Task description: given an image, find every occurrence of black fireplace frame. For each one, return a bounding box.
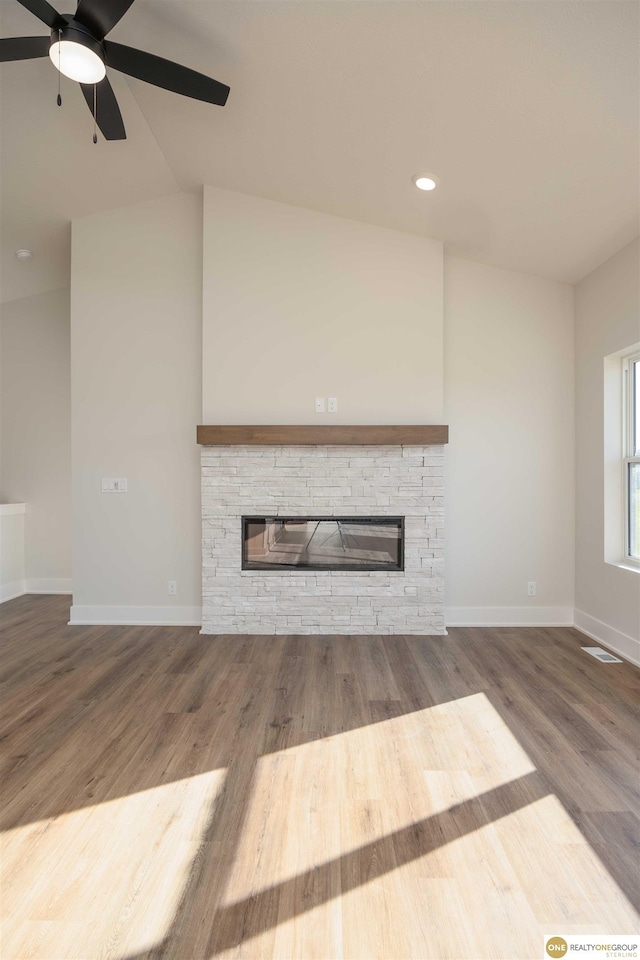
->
[241,516,405,572]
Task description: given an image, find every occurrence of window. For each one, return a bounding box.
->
[623,351,640,564]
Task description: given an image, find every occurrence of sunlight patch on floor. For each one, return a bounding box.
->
[0,769,227,960]
[219,693,535,906]
[212,792,639,960]
[480,794,640,928]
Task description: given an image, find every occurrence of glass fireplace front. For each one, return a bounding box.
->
[242,517,404,571]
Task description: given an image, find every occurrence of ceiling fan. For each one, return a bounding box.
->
[0,0,230,141]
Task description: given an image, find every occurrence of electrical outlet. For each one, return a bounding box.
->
[168,580,177,596]
[328,397,338,413]
[315,397,325,413]
[527,581,536,597]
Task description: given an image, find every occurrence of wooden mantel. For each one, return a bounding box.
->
[197,425,448,445]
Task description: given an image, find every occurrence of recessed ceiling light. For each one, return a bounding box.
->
[413,174,439,191]
[15,249,33,261]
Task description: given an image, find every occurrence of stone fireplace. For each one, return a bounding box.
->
[199,426,446,635]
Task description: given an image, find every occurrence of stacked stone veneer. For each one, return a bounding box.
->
[201,444,445,635]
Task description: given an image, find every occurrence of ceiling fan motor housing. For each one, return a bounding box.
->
[51,19,104,59]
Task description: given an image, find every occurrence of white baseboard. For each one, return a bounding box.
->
[26,578,72,594]
[445,606,574,627]
[68,605,202,626]
[573,609,640,667]
[1,579,73,603]
[0,580,26,603]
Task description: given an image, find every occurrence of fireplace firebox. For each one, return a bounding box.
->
[242,516,404,571]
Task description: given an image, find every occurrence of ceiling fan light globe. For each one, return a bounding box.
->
[49,39,106,84]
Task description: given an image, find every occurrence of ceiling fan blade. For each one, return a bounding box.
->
[0,35,50,61]
[80,77,126,140]
[16,0,62,29]
[104,41,229,106]
[74,0,136,40]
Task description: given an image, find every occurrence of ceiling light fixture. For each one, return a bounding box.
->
[15,249,33,261]
[49,28,106,84]
[413,174,439,191]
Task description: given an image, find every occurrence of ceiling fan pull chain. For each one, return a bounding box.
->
[56,29,61,106]
[93,84,97,144]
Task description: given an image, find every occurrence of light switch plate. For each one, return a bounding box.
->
[102,478,128,493]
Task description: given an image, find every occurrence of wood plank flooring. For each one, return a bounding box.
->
[1,595,638,959]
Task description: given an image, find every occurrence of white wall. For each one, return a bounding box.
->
[575,238,640,662]
[69,193,202,624]
[444,257,575,625]
[203,186,443,424]
[0,287,72,591]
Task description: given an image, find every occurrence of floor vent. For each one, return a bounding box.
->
[581,646,623,663]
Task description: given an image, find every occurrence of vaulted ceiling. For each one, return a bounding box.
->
[1,0,638,303]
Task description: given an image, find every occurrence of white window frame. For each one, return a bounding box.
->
[622,350,640,567]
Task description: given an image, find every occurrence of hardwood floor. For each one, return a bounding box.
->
[1,594,638,959]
